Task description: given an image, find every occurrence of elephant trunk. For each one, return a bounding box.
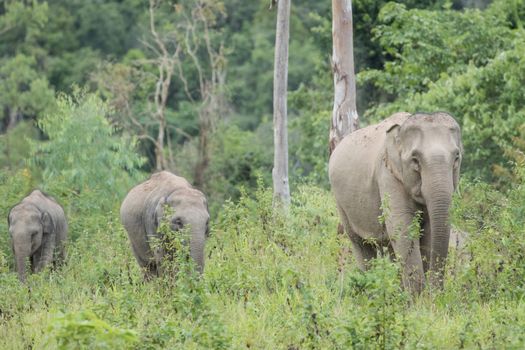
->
[422,160,454,288]
[190,225,206,274]
[13,237,31,282]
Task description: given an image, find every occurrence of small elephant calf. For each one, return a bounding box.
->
[120,171,210,279]
[8,190,68,282]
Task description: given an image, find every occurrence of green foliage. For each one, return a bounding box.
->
[226,1,330,127]
[1,177,525,348]
[337,258,410,349]
[408,210,423,240]
[289,98,331,186]
[0,121,39,170]
[361,2,512,96]
[448,174,525,302]
[360,0,525,181]
[0,168,34,270]
[46,310,138,349]
[176,123,273,210]
[30,90,145,208]
[0,54,55,130]
[0,0,49,54]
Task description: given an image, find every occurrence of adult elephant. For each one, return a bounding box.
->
[120,171,210,278]
[329,112,462,294]
[8,190,68,282]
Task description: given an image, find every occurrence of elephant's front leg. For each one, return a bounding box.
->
[386,209,425,294]
[34,233,56,273]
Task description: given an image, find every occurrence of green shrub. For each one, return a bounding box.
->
[45,310,138,349]
[30,88,145,210]
[176,123,273,211]
[359,1,525,181]
[0,168,35,268]
[0,121,40,170]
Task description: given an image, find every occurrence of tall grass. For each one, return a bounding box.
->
[1,173,525,349]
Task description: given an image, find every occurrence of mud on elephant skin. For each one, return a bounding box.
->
[8,190,68,282]
[120,171,210,279]
[329,112,462,294]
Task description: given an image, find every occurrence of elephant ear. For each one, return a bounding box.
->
[204,218,210,237]
[453,138,463,191]
[146,193,174,238]
[385,124,403,181]
[7,209,12,227]
[204,199,210,238]
[41,211,54,234]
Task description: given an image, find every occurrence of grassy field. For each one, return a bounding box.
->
[1,176,525,349]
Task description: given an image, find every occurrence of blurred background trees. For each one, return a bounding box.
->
[0,0,523,206]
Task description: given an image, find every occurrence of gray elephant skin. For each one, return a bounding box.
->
[120,171,210,278]
[8,190,68,282]
[329,112,462,293]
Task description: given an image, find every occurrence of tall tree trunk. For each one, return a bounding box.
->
[148,0,176,172]
[329,0,358,154]
[272,0,291,208]
[7,107,19,131]
[194,98,212,189]
[155,120,166,171]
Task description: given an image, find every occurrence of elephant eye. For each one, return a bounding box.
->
[171,218,184,230]
[454,154,461,168]
[411,157,420,172]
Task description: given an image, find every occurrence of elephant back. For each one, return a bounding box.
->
[329,112,411,177]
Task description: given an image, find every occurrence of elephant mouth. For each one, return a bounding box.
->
[411,187,425,204]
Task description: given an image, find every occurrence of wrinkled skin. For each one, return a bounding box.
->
[8,190,68,282]
[120,171,210,278]
[329,112,462,294]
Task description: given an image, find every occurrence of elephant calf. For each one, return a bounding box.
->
[120,171,210,278]
[329,112,462,294]
[8,190,68,282]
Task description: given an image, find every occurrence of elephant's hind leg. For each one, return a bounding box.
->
[143,261,159,281]
[338,212,377,271]
[128,237,158,280]
[348,230,378,271]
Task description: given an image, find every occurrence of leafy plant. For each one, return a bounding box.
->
[30,89,145,208]
[46,310,138,349]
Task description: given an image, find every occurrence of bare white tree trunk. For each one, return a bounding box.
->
[174,3,227,189]
[329,0,358,154]
[272,0,291,208]
[148,0,178,171]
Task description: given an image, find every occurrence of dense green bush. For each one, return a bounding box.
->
[0,121,39,170]
[360,1,513,97]
[359,0,525,181]
[30,90,145,210]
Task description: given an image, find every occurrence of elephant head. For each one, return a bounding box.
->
[8,205,53,282]
[146,188,210,274]
[385,112,462,285]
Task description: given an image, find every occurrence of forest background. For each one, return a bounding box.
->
[1,0,525,348]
